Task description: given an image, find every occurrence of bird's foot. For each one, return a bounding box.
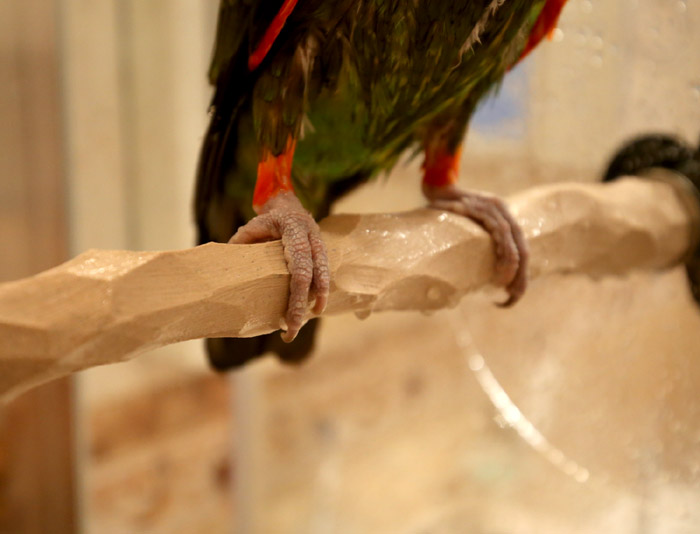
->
[424,184,528,305]
[228,191,330,342]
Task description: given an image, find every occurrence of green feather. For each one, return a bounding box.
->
[198,0,550,223]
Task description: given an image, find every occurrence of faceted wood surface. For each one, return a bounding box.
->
[0,177,697,401]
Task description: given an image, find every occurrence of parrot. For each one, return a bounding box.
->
[195,0,569,370]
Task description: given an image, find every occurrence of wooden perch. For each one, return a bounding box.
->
[1,175,698,400]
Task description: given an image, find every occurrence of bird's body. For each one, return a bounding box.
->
[196,0,568,369]
[298,1,541,188]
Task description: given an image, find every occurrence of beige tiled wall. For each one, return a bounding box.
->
[235,1,700,532]
[59,2,235,532]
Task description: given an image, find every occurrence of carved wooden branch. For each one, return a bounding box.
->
[1,176,698,400]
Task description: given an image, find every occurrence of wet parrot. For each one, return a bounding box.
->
[195,0,569,369]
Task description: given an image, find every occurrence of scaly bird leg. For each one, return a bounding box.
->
[228,138,330,341]
[421,145,528,305]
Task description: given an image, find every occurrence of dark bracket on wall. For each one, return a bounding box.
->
[602,133,700,304]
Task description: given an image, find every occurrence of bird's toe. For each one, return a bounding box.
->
[427,188,528,305]
[229,204,328,343]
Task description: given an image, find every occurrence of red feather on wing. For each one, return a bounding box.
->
[517,0,568,64]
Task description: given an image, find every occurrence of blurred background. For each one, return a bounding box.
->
[1,0,699,532]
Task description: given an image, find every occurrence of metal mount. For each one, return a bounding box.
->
[602,133,700,303]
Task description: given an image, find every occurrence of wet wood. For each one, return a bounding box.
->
[0,177,698,401]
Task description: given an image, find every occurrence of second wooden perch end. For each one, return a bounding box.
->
[0,176,698,400]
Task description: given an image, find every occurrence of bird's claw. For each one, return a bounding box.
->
[228,192,330,342]
[425,185,528,305]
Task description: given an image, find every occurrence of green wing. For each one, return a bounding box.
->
[195,0,289,244]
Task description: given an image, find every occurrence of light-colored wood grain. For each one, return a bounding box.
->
[0,177,697,401]
[0,1,76,532]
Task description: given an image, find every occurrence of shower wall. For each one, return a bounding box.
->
[234,1,700,532]
[58,1,236,532]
